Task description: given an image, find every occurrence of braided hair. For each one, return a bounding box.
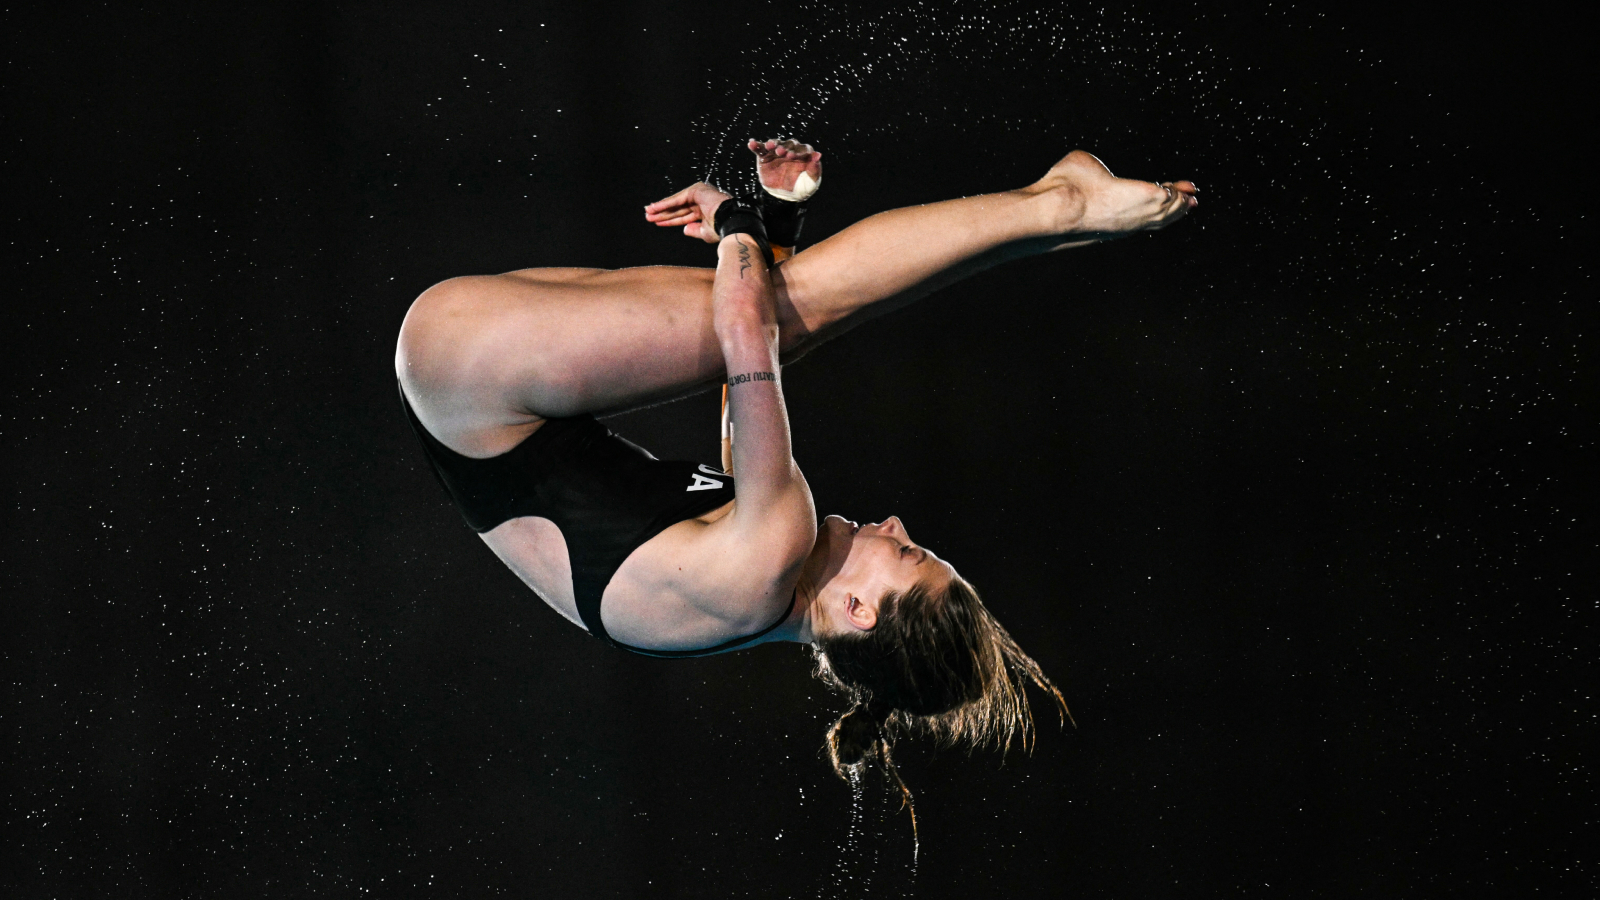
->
[812,576,1067,831]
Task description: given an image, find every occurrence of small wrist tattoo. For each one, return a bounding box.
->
[727,371,776,386]
[736,241,752,278]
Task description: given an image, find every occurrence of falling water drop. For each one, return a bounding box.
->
[820,766,866,900]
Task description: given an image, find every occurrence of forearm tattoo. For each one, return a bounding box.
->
[727,371,776,387]
[736,240,752,278]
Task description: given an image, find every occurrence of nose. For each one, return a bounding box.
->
[876,516,904,536]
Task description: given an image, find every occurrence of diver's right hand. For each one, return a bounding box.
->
[749,138,821,200]
[645,182,733,243]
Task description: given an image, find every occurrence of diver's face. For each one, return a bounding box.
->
[816,515,954,635]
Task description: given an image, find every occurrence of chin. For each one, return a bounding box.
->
[817,515,857,562]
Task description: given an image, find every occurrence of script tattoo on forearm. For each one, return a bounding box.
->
[736,240,752,279]
[726,371,776,387]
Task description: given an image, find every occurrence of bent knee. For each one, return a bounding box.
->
[395,274,588,424]
[395,276,492,394]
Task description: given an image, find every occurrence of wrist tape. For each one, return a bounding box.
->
[714,198,775,267]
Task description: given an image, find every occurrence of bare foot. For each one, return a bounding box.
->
[644,182,733,243]
[748,138,822,200]
[1030,150,1197,244]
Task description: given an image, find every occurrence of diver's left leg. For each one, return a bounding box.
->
[770,150,1195,357]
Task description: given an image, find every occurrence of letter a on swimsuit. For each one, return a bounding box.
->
[686,473,724,491]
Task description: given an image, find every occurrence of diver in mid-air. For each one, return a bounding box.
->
[396,138,1196,799]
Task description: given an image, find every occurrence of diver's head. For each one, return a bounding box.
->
[807,515,953,638]
[804,515,1065,797]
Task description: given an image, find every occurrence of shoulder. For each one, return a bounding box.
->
[628,499,814,623]
[603,509,813,649]
[687,494,815,612]
[713,486,818,578]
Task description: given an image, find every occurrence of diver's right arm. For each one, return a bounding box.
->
[710,234,817,574]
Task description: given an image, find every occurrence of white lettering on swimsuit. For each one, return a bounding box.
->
[686,465,727,492]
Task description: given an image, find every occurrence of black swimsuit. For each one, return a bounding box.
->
[400,385,794,657]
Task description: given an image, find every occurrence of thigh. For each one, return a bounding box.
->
[396,265,720,457]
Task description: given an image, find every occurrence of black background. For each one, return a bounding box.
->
[3,2,1591,897]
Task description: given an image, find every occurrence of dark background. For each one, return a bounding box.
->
[3,1,1591,897]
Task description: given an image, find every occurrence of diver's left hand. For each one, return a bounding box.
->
[749,138,822,199]
[645,182,734,243]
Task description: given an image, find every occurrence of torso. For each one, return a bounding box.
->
[398,300,805,655]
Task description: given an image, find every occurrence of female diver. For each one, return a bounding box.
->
[396,139,1197,793]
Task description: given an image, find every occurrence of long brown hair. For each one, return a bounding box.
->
[811,576,1068,833]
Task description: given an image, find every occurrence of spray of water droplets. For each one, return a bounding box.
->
[820,768,866,899]
[815,765,924,899]
[688,0,1198,194]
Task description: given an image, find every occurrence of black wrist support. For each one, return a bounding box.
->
[713,198,775,266]
[756,192,807,248]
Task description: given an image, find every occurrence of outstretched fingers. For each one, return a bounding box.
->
[644,186,696,223]
[645,182,734,245]
[651,210,703,228]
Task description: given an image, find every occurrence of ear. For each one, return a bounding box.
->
[846,595,878,631]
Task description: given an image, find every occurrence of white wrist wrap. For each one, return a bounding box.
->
[761,171,820,203]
